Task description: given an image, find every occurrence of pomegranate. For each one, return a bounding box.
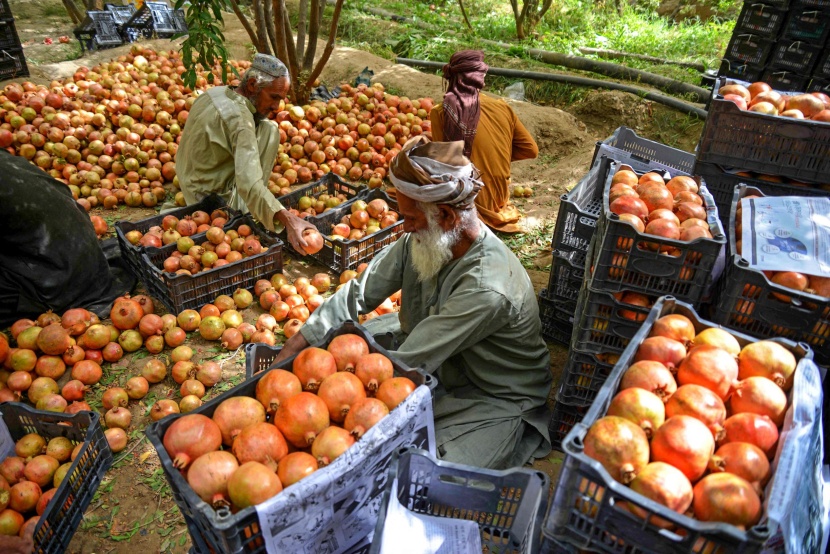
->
[46,437,73,462]
[355,353,394,392]
[24,455,59,488]
[317,371,367,422]
[212,396,266,445]
[721,413,779,458]
[138,314,164,337]
[327,334,370,372]
[37,488,56,516]
[172,361,197,384]
[150,399,180,421]
[274,392,330,448]
[583,416,650,484]
[676,345,738,400]
[110,298,144,330]
[180,396,203,413]
[228,461,283,509]
[163,414,223,470]
[27,377,59,405]
[62,345,85,366]
[633,336,686,370]
[35,355,66,380]
[0,509,24,536]
[61,308,93,336]
[37,394,68,413]
[70,360,102,385]
[232,422,289,465]
[196,361,222,388]
[693,328,741,357]
[610,196,648,220]
[665,384,727,440]
[0,457,25,485]
[36,324,71,355]
[619,361,677,402]
[650,314,695,346]
[102,342,123,363]
[102,387,128,410]
[181,379,205,399]
[639,184,674,213]
[118,329,143,352]
[709,442,770,492]
[65,401,93,415]
[221,328,243,350]
[606,388,665,438]
[105,428,128,452]
[376,377,416,410]
[651,415,715,482]
[105,407,132,429]
[292,347,337,391]
[277,451,318,487]
[187,450,239,507]
[199,316,226,341]
[693,473,761,528]
[737,341,796,391]
[142,359,168,383]
[312,426,356,466]
[730,376,788,427]
[165,327,187,348]
[627,462,693,527]
[255,369,302,413]
[177,310,201,331]
[9,481,41,513]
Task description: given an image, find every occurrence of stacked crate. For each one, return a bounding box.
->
[0,0,28,80]
[720,0,830,91]
[541,127,711,450]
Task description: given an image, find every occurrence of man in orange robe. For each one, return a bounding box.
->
[430,50,539,233]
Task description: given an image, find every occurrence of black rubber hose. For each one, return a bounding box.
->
[396,57,708,119]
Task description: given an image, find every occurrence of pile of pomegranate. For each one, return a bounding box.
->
[158,220,268,276]
[289,189,350,217]
[609,167,714,255]
[582,312,798,530]
[161,335,417,511]
[123,208,231,249]
[734,195,830,301]
[0,431,84,537]
[719,82,830,122]
[325,197,399,243]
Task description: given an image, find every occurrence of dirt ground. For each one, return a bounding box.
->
[2,2,706,551]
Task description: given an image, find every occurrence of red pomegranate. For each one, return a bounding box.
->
[651,415,715,482]
[110,298,144,330]
[274,392,330,448]
[627,462,693,528]
[676,345,738,400]
[186,451,239,508]
[708,442,770,492]
[276,452,318,487]
[326,334,370,372]
[649,314,695,346]
[665,384,727,440]
[721,413,779,458]
[311,426,355,466]
[163,414,223,470]
[232,422,289,465]
[633,336,686,370]
[61,308,93,336]
[693,328,741,357]
[737,340,797,391]
[693,473,761,528]
[730,376,788,427]
[354,353,394,392]
[228,461,283,509]
[36,324,71,355]
[583,416,650,484]
[376,377,416,410]
[606,388,665,439]
[344,398,389,439]
[316,371,367,422]
[212,396,266,446]
[292,347,337,391]
[255,369,302,413]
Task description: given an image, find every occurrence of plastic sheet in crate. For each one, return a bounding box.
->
[370,448,550,554]
[769,39,822,74]
[710,184,830,365]
[735,2,788,38]
[545,297,822,554]
[783,5,830,43]
[0,47,28,80]
[571,286,655,355]
[723,33,775,66]
[0,403,113,554]
[146,321,435,554]
[548,395,591,453]
[557,349,619,405]
[539,289,574,347]
[309,189,404,273]
[115,194,239,282]
[586,161,726,304]
[142,215,282,314]
[547,249,586,305]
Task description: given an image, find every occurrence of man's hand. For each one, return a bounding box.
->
[275,210,318,256]
[0,525,35,554]
[272,331,310,367]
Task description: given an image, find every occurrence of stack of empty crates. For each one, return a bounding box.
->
[721,0,830,91]
[0,0,28,80]
[541,127,730,450]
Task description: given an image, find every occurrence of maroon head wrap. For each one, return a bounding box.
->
[441,50,488,158]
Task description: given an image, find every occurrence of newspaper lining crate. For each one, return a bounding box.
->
[735,2,788,38]
[710,185,830,365]
[115,194,239,283]
[309,189,404,273]
[539,289,575,347]
[142,215,282,314]
[0,403,113,554]
[768,38,822,74]
[584,161,726,304]
[556,350,617,405]
[369,448,550,554]
[570,286,654,355]
[545,297,816,554]
[0,46,26,80]
[782,5,830,43]
[146,321,434,554]
[698,77,830,185]
[723,33,776,66]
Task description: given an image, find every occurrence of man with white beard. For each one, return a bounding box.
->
[274,136,552,469]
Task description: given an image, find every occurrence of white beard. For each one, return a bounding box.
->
[409,209,461,282]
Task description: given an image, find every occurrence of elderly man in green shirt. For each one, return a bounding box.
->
[275,136,552,469]
[175,54,316,253]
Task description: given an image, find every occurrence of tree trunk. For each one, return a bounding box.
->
[265,0,279,59]
[296,0,308,66]
[303,0,320,71]
[63,0,83,25]
[457,0,473,31]
[304,0,344,94]
[254,0,270,54]
[228,0,261,50]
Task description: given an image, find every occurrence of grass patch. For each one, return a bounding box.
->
[41,3,68,17]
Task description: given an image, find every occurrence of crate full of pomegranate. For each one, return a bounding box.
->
[145,321,435,554]
[545,296,825,553]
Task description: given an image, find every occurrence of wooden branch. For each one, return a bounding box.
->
[305,0,344,89]
[296,0,308,65]
[277,0,302,100]
[254,0,270,54]
[228,0,261,50]
[273,0,291,68]
[303,0,320,72]
[63,0,83,24]
[265,0,280,61]
[457,0,473,31]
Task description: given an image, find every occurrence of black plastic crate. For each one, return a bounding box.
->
[711,185,830,364]
[121,1,176,39]
[172,8,187,33]
[591,126,696,175]
[585,161,727,304]
[548,395,591,453]
[546,297,815,553]
[783,5,830,42]
[769,39,822,74]
[146,321,433,554]
[723,33,776,66]
[556,349,618,405]
[309,189,404,273]
[73,11,123,51]
[370,448,550,554]
[693,161,830,228]
[808,75,830,93]
[0,403,112,554]
[0,47,27,80]
[760,67,810,92]
[115,194,239,283]
[0,18,21,50]
[104,2,136,24]
[814,48,830,78]
[735,2,788,37]
[571,287,655,355]
[547,249,586,307]
[718,58,764,83]
[796,0,830,7]
[275,172,365,217]
[0,0,11,18]
[539,289,574,347]
[698,77,830,184]
[142,215,283,314]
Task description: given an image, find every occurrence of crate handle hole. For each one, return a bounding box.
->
[437,474,496,492]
